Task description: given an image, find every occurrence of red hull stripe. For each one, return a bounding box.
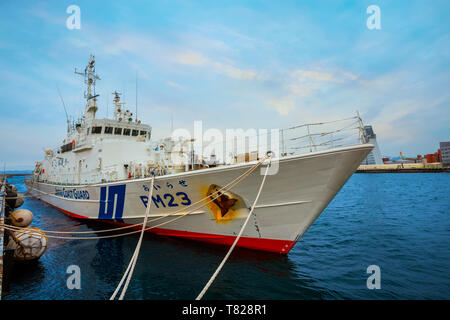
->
[35,196,296,254]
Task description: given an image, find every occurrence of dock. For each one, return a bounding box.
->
[1,173,33,298]
[356,168,450,173]
[356,163,450,173]
[0,182,5,298]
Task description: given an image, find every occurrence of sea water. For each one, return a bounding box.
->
[3,173,450,300]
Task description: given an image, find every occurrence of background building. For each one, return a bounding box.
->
[440,142,450,166]
[362,125,383,165]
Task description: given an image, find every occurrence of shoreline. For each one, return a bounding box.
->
[356,168,450,173]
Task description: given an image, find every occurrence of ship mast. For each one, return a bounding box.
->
[75,54,100,121]
[112,91,125,120]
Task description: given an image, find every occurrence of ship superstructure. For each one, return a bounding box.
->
[36,56,166,184]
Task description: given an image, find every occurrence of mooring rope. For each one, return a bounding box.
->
[1,158,264,236]
[110,176,155,300]
[195,157,271,300]
[0,157,267,240]
[2,157,271,300]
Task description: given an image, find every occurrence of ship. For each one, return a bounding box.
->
[27,55,373,254]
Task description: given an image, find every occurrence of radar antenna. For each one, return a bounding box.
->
[75,54,101,120]
[112,91,126,120]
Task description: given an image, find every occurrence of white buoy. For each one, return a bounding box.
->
[7,227,48,261]
[10,209,33,227]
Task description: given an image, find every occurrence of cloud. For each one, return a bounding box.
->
[290,69,360,85]
[268,97,295,115]
[76,28,259,82]
[172,51,209,66]
[291,70,346,83]
[27,2,65,26]
[212,61,256,80]
[171,49,257,80]
[262,68,361,115]
[370,94,450,145]
[166,81,184,89]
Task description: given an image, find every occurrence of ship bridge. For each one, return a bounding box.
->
[86,119,151,141]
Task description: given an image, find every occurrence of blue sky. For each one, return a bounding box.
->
[0,0,449,169]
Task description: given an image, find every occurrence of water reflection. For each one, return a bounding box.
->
[91,237,126,285]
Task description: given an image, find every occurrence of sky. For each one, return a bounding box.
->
[0,0,449,170]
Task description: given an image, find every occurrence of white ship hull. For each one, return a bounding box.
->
[29,144,373,254]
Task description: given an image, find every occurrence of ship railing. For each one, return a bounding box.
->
[281,113,366,157]
[34,114,367,185]
[186,113,366,164]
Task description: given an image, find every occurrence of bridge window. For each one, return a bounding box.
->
[114,127,122,135]
[132,129,139,136]
[92,126,102,134]
[140,131,147,136]
[61,142,73,153]
[123,128,131,136]
[105,126,113,134]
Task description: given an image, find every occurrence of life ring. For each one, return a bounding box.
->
[72,140,75,149]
